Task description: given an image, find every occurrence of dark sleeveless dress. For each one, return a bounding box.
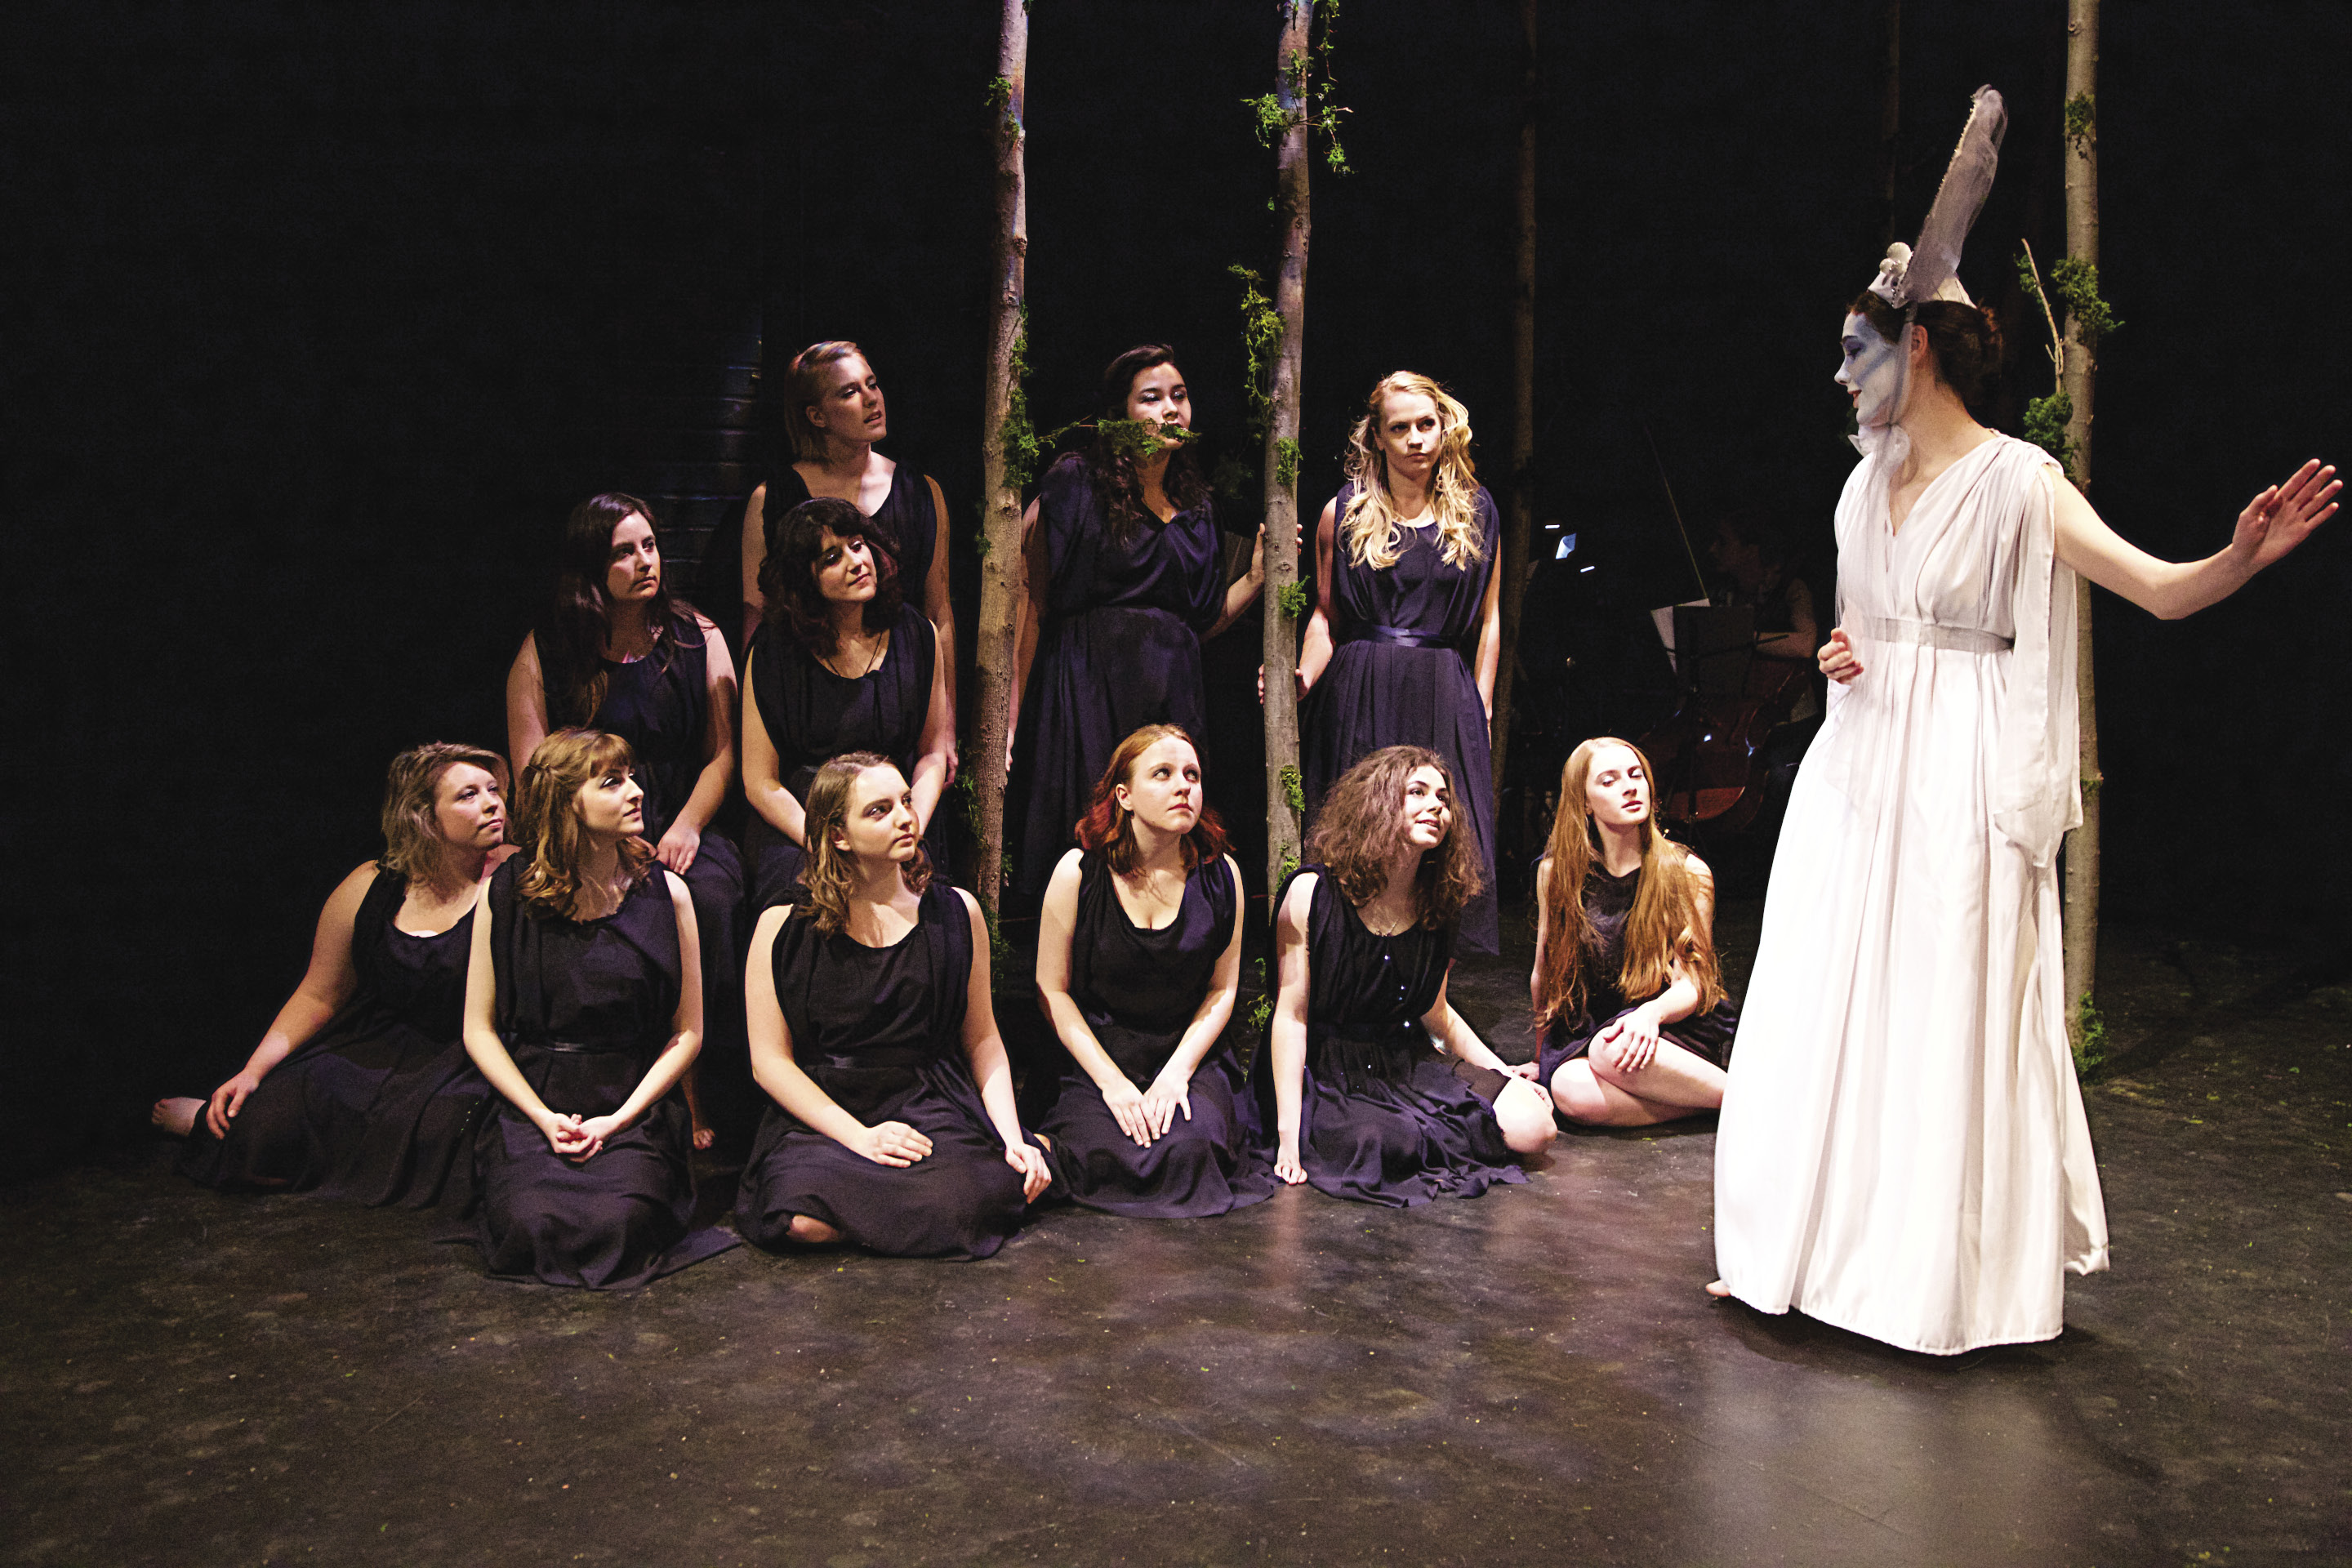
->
[1304,483,1502,954]
[742,600,940,911]
[735,884,1037,1258]
[1535,861,1739,1085]
[1038,852,1274,1218]
[695,461,940,666]
[473,860,735,1288]
[578,611,749,1134]
[177,868,485,1209]
[1246,867,1524,1207]
[1013,455,1226,909]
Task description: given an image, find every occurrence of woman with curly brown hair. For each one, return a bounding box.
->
[1531,738,1734,1127]
[1250,746,1553,1205]
[740,495,953,913]
[462,730,733,1288]
[1297,372,1503,953]
[157,743,510,1209]
[1034,725,1271,1217]
[1007,345,1263,910]
[734,755,1049,1258]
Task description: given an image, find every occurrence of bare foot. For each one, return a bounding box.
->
[151,1098,202,1138]
[1705,1279,1732,1298]
[784,1214,843,1245]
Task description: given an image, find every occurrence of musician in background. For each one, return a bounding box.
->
[1706,510,1820,724]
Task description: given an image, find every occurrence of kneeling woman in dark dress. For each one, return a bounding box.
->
[1035,725,1272,1218]
[1255,746,1556,1205]
[735,755,1051,1258]
[156,743,510,1209]
[741,496,952,913]
[463,729,733,1289]
[1532,738,1735,1126]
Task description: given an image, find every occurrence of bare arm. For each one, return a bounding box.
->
[1152,856,1247,1092]
[960,889,1051,1200]
[1033,851,1145,1133]
[922,475,959,759]
[505,632,550,774]
[1296,502,1339,693]
[739,650,809,848]
[574,872,705,1153]
[1528,856,1551,1015]
[2051,460,2337,621]
[654,614,738,872]
[204,863,375,1137]
[1422,967,1517,1076]
[1269,874,1316,1184]
[743,906,933,1165]
[1207,528,1267,640]
[1757,578,1820,661]
[1472,541,1504,717]
[910,620,954,835]
[738,483,768,649]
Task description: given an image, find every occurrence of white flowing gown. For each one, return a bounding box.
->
[1713,432,2110,1355]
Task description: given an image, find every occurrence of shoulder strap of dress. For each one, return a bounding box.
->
[921,882,973,1036]
[350,866,405,957]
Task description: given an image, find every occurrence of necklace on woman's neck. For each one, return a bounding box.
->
[822,623,884,679]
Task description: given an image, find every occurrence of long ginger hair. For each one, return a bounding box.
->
[1339,372,1486,573]
[1073,724,1228,875]
[1306,746,1481,933]
[1532,738,1722,1030]
[512,729,656,920]
[795,752,931,937]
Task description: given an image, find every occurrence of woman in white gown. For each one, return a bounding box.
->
[1712,89,2337,1355]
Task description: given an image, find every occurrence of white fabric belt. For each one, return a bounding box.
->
[1853,615,2011,654]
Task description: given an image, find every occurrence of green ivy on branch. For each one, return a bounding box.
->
[2063,92,2095,153]
[1276,581,1312,621]
[2013,242,2076,476]
[1278,764,1306,813]
[2050,257,2121,351]
[1243,2,1351,174]
[1230,265,1283,444]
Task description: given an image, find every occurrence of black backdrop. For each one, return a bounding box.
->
[9,1,2345,1182]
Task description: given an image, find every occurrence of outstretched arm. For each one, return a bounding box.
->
[2052,460,2337,621]
[203,863,375,1137]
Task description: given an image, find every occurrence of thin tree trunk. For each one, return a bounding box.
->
[1880,0,1902,244]
[1490,0,1537,804]
[1259,0,1312,893]
[2060,0,2103,1042]
[973,0,1028,924]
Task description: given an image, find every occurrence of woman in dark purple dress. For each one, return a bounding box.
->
[1009,345,1262,909]
[741,496,952,913]
[1035,725,1272,1218]
[154,743,509,1209]
[1254,746,1554,1206]
[506,492,744,1147]
[1298,372,1503,953]
[735,754,1050,1258]
[1532,738,1735,1127]
[462,729,733,1289]
[724,342,956,707]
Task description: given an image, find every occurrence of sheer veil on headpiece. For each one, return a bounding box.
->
[1855,86,2007,460]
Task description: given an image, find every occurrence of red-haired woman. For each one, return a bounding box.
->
[155,743,510,1209]
[1254,746,1555,1205]
[734,755,1049,1258]
[1034,725,1270,1217]
[462,730,733,1289]
[1531,738,1735,1126]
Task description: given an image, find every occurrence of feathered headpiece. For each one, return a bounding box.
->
[1866,85,2007,310]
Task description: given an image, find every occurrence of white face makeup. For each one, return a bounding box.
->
[1835,312,1906,430]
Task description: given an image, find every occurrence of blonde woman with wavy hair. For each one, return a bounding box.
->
[1531,739,1735,1128]
[1298,372,1505,954]
[158,742,510,1209]
[461,729,733,1288]
[734,754,1049,1258]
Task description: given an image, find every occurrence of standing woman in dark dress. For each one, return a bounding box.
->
[506,492,743,1147]
[735,755,1051,1258]
[154,743,510,1209]
[1254,746,1554,1205]
[463,729,733,1288]
[1298,372,1503,953]
[1008,345,1263,908]
[1532,737,1735,1127]
[730,342,955,732]
[741,496,952,912]
[1034,725,1271,1218]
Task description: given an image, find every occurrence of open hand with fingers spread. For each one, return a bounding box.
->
[2230,460,2339,574]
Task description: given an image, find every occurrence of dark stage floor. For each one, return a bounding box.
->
[7,904,2346,1566]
